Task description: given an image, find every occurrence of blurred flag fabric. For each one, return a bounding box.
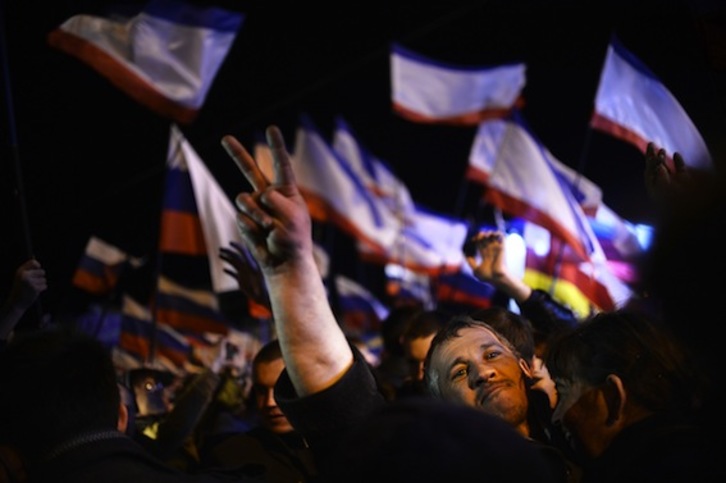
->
[72,235,144,296]
[332,116,416,223]
[467,115,596,262]
[161,124,243,294]
[48,0,245,124]
[390,42,526,125]
[331,116,467,275]
[591,35,712,170]
[291,114,400,255]
[334,274,390,341]
[433,269,496,312]
[521,221,633,318]
[154,123,250,350]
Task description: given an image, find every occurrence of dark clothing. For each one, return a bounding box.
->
[275,348,386,476]
[275,348,578,483]
[199,427,316,483]
[28,430,264,483]
[581,415,726,483]
[519,289,579,335]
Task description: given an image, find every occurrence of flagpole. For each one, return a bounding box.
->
[0,2,45,325]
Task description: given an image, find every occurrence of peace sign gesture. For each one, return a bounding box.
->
[222,125,313,275]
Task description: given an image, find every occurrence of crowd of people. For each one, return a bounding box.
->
[1,125,725,482]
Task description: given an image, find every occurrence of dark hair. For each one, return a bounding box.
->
[0,326,120,461]
[469,306,536,362]
[400,309,448,342]
[545,309,700,415]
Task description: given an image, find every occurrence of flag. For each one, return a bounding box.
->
[433,269,496,312]
[332,116,416,223]
[522,221,633,318]
[334,274,390,339]
[72,236,143,296]
[390,42,526,125]
[291,114,400,255]
[467,116,596,262]
[119,294,192,373]
[331,117,467,275]
[161,124,243,294]
[591,36,712,170]
[48,0,244,124]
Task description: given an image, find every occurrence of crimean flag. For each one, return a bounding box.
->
[48,0,244,124]
[291,114,400,255]
[591,35,712,170]
[391,42,525,126]
[467,116,596,263]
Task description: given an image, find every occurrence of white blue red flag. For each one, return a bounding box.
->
[591,36,712,170]
[48,0,244,124]
[391,43,526,125]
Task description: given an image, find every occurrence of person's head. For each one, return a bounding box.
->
[250,339,293,434]
[424,314,533,435]
[379,304,424,358]
[0,327,123,464]
[400,309,447,383]
[470,306,556,406]
[545,309,699,459]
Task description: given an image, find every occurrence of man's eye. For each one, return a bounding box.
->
[485,350,501,360]
[451,367,468,381]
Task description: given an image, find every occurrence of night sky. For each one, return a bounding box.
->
[2,0,725,323]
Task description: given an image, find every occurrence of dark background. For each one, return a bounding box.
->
[2,0,725,325]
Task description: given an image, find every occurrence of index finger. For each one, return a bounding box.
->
[266,125,297,188]
[222,135,268,191]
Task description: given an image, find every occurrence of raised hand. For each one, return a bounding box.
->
[221,126,313,275]
[645,142,691,204]
[465,230,508,284]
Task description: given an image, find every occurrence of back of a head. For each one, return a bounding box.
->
[545,309,699,416]
[0,327,120,461]
[322,397,556,483]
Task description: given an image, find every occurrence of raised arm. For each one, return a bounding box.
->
[221,126,352,397]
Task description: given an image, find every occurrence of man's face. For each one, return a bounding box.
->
[403,333,436,382]
[429,326,531,430]
[252,358,294,434]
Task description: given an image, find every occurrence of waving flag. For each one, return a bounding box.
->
[332,117,416,223]
[334,275,390,339]
[591,36,712,170]
[48,0,244,124]
[161,124,243,294]
[391,43,525,125]
[467,116,596,262]
[72,236,144,296]
[291,115,399,254]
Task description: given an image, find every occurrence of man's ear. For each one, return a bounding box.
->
[117,401,129,433]
[602,374,626,426]
[518,357,534,379]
